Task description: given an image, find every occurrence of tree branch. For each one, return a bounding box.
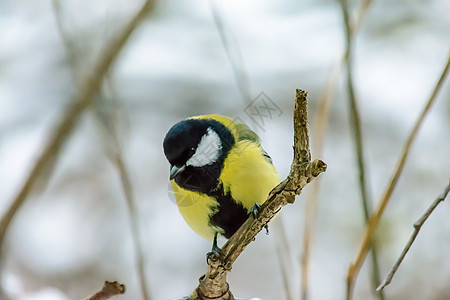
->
[81,281,126,300]
[376,180,450,292]
[191,89,327,299]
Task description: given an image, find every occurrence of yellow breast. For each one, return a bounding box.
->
[221,140,281,210]
[171,181,220,241]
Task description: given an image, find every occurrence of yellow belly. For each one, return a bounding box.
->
[171,181,220,241]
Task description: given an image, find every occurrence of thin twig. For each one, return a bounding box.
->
[346,52,450,299]
[377,180,450,292]
[51,0,80,84]
[354,0,373,30]
[193,89,327,299]
[94,93,151,300]
[301,58,341,300]
[208,0,252,106]
[0,0,154,272]
[339,0,372,227]
[300,0,375,297]
[81,281,126,300]
[338,0,384,299]
[96,84,150,300]
[273,219,294,300]
[112,153,151,300]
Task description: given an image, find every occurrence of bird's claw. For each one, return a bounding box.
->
[206,245,224,264]
[251,203,261,218]
[251,203,270,235]
[207,233,224,264]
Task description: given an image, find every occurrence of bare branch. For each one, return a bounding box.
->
[51,0,80,83]
[81,281,126,300]
[192,89,327,299]
[346,51,450,298]
[377,180,450,292]
[273,219,294,300]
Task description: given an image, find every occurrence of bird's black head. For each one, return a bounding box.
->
[163,118,235,193]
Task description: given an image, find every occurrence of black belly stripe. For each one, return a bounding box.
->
[208,186,249,239]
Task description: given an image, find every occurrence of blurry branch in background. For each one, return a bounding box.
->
[208,0,252,106]
[300,59,339,300]
[94,86,151,300]
[81,281,126,300]
[273,219,294,300]
[346,52,450,299]
[52,0,81,84]
[192,90,327,299]
[54,1,152,298]
[354,0,373,29]
[377,180,450,292]
[338,0,384,299]
[300,0,376,299]
[0,0,154,295]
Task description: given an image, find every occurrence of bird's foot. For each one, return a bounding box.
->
[206,243,224,264]
[206,233,224,264]
[250,203,269,235]
[250,203,261,218]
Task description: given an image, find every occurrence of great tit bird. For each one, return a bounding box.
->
[163,114,280,257]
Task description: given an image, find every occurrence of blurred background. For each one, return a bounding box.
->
[0,0,449,299]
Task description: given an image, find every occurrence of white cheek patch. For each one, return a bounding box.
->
[186,127,222,167]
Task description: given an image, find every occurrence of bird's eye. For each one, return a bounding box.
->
[189,147,195,155]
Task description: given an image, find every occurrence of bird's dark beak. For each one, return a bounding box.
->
[169,164,186,180]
